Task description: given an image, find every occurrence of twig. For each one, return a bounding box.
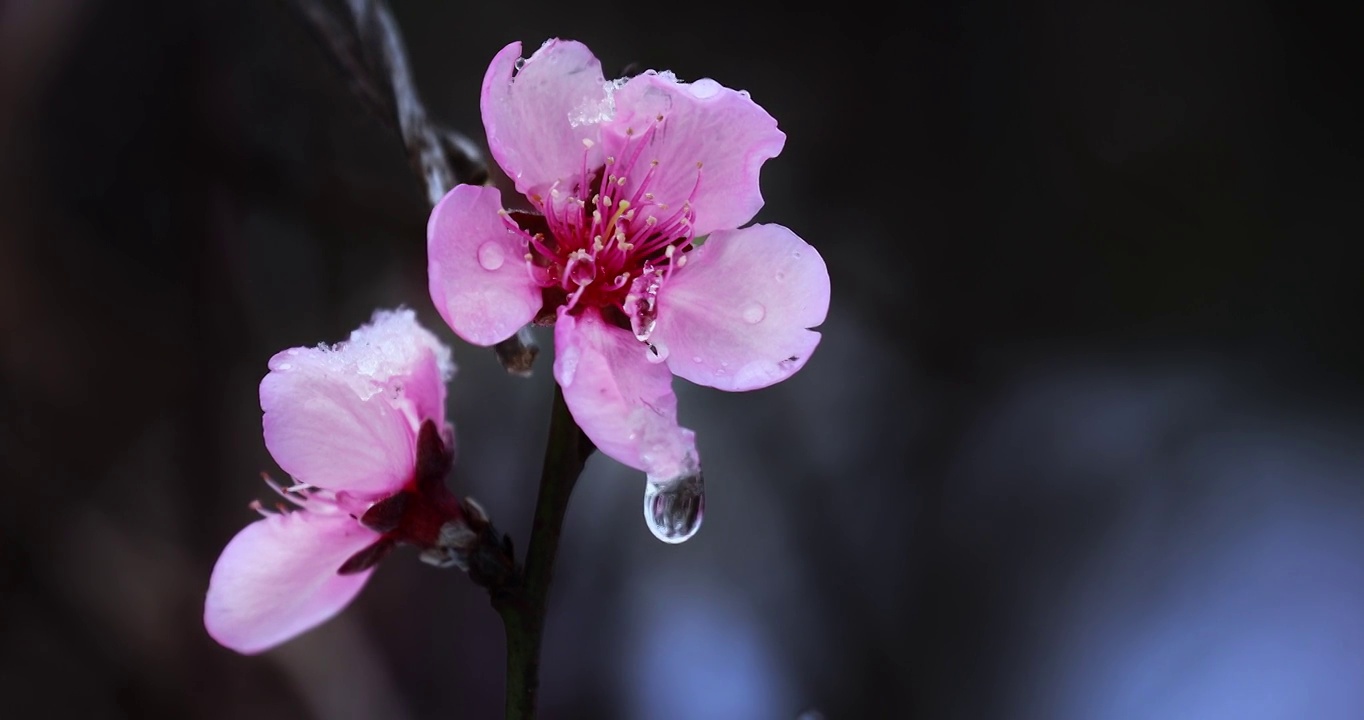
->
[282,0,539,372]
[492,385,595,719]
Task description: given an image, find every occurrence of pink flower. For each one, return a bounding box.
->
[205,309,464,654]
[428,39,830,484]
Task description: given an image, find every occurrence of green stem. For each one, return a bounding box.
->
[496,384,593,720]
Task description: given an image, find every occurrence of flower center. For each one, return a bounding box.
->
[505,123,702,343]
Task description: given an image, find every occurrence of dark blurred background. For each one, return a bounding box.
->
[4,0,1363,718]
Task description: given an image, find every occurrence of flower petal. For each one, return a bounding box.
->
[481,39,609,196]
[604,72,785,237]
[554,309,698,479]
[428,184,542,346]
[204,511,380,655]
[261,324,429,496]
[654,224,829,391]
[344,308,454,430]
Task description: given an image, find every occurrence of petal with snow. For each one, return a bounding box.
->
[261,348,416,496]
[554,309,698,479]
[604,73,784,237]
[344,308,454,430]
[428,184,542,346]
[481,40,609,196]
[655,224,829,392]
[204,512,380,655]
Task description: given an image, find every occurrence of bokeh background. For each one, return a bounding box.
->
[4,0,1362,718]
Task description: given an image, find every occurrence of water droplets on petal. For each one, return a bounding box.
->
[625,265,662,342]
[558,344,580,387]
[567,253,597,285]
[477,242,505,271]
[643,468,705,544]
[646,341,670,364]
[741,302,766,324]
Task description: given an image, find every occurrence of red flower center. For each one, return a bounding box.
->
[505,124,703,342]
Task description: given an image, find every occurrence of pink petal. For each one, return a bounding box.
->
[344,308,454,429]
[481,40,609,197]
[261,336,425,497]
[204,511,380,655]
[654,224,830,391]
[554,309,698,479]
[603,73,785,237]
[428,184,542,346]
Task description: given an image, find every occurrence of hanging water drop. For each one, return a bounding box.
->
[643,469,705,543]
[647,341,670,364]
[477,241,505,271]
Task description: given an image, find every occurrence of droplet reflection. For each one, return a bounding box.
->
[643,469,705,543]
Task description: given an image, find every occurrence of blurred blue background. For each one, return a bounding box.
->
[3,0,1362,718]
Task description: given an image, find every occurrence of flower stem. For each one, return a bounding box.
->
[494,384,594,719]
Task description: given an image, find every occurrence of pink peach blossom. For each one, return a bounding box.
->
[205,309,459,654]
[428,39,830,483]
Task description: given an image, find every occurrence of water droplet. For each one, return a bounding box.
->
[646,341,669,364]
[477,242,505,271]
[792,250,802,259]
[632,315,657,342]
[741,302,766,324]
[277,362,292,370]
[558,345,580,387]
[775,270,787,282]
[692,355,703,363]
[514,58,527,71]
[568,254,597,285]
[626,265,661,341]
[643,469,704,543]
